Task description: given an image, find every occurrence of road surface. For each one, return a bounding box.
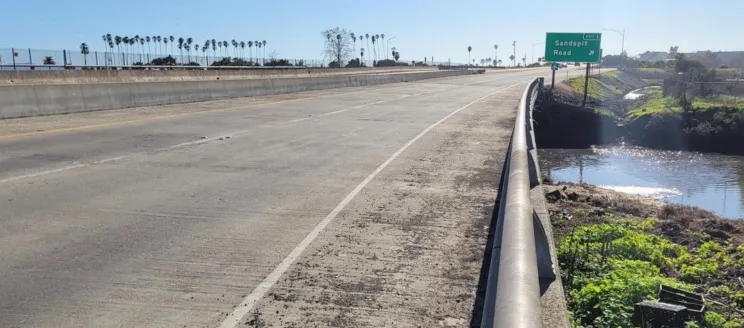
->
[0,68,584,328]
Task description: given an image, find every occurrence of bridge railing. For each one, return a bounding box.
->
[481,77,556,328]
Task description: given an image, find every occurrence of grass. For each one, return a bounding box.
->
[568,72,624,100]
[627,89,744,118]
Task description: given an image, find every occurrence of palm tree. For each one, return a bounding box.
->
[240,41,246,60]
[134,35,140,59]
[375,34,380,60]
[129,38,136,64]
[80,43,90,65]
[217,41,222,58]
[122,36,130,64]
[509,55,515,67]
[187,37,194,62]
[194,44,200,63]
[365,34,370,64]
[115,36,122,60]
[163,37,169,57]
[371,36,376,63]
[467,46,472,65]
[101,35,108,53]
[139,38,145,63]
[498,59,503,66]
[231,40,238,57]
[257,42,262,64]
[247,41,253,62]
[43,56,55,65]
[177,37,184,63]
[360,48,365,64]
[145,36,151,56]
[169,36,175,55]
[262,40,267,64]
[381,34,386,59]
[223,40,228,57]
[156,36,162,56]
[494,45,498,67]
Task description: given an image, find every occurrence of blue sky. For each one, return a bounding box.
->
[4,0,743,63]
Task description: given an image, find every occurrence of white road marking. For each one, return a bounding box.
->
[0,76,523,185]
[0,164,88,184]
[219,80,529,328]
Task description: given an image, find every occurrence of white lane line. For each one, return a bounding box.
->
[0,76,519,185]
[219,79,529,328]
[0,164,88,184]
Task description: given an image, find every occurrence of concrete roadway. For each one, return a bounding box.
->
[0,68,585,327]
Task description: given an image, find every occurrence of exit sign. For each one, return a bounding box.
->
[544,33,602,63]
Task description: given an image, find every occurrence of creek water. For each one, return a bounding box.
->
[539,145,744,219]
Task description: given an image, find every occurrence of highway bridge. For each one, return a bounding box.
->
[0,67,586,327]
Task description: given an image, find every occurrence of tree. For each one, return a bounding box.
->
[240,41,246,59]
[365,34,370,64]
[79,43,90,65]
[232,39,238,57]
[494,44,498,66]
[187,37,194,62]
[360,48,365,64]
[509,54,515,66]
[371,36,377,62]
[43,56,55,65]
[163,37,169,56]
[262,40,267,64]
[169,36,175,55]
[145,36,151,56]
[157,36,163,56]
[178,37,184,63]
[322,27,353,68]
[467,46,472,65]
[498,59,502,66]
[248,41,254,62]
[381,33,386,59]
[211,39,217,57]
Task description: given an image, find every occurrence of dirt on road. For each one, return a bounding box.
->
[238,87,521,327]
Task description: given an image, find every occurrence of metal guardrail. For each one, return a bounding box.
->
[481,77,556,328]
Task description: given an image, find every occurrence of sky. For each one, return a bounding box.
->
[4,0,744,64]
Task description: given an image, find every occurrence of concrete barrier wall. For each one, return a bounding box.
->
[0,69,482,119]
[0,67,437,85]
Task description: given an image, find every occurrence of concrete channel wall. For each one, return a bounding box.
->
[0,69,482,119]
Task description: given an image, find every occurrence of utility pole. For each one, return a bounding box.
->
[512,41,516,67]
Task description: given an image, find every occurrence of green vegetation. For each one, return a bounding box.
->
[559,215,744,328]
[567,71,624,101]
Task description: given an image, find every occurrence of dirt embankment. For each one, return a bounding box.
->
[538,69,744,155]
[534,70,647,148]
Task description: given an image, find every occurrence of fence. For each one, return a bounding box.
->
[0,47,468,71]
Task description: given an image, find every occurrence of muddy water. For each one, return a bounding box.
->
[539,145,744,219]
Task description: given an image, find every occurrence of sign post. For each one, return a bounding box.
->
[545,32,602,106]
[550,62,560,89]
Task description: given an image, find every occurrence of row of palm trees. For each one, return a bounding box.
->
[346,32,388,64]
[466,44,520,67]
[95,34,268,66]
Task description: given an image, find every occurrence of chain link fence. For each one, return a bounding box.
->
[0,47,469,70]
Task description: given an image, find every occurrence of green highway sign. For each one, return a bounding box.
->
[545,32,602,63]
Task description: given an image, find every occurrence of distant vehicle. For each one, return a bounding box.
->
[561,63,568,68]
